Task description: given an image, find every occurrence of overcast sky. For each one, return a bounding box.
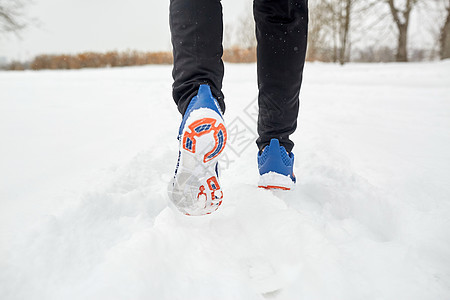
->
[0,0,250,61]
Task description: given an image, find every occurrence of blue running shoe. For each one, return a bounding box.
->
[168,84,227,215]
[257,138,296,190]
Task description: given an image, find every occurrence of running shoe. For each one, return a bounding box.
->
[168,84,227,215]
[257,138,296,190]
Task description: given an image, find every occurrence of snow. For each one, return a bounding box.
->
[1,61,450,299]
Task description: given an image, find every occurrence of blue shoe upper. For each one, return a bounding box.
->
[178,84,223,137]
[258,138,296,183]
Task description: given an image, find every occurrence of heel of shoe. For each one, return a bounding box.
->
[257,138,296,190]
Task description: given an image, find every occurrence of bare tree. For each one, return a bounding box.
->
[319,0,345,63]
[440,0,450,59]
[339,0,352,64]
[323,0,355,64]
[307,0,344,63]
[384,0,421,62]
[0,0,31,36]
[233,8,256,49]
[307,1,330,61]
[223,5,257,63]
[308,0,379,64]
[321,0,344,63]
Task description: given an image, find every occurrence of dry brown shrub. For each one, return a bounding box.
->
[7,61,26,71]
[223,46,256,63]
[28,50,173,70]
[24,48,262,70]
[145,52,173,64]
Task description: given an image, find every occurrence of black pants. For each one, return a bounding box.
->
[170,0,308,152]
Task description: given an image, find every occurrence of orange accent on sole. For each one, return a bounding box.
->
[182,118,227,163]
[258,185,291,191]
[197,185,206,200]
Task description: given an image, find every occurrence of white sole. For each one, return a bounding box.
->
[169,108,227,216]
[258,172,295,191]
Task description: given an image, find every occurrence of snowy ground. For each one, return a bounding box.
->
[1,62,449,299]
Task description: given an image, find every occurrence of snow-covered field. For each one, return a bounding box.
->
[1,62,449,299]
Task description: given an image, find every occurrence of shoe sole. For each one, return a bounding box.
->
[169,108,227,216]
[258,172,295,191]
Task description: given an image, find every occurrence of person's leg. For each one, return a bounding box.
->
[170,0,225,115]
[168,0,227,215]
[253,0,308,153]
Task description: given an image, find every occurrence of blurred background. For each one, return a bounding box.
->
[0,0,449,70]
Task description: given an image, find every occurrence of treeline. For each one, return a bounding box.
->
[5,51,173,71]
[4,48,260,71]
[3,45,435,71]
